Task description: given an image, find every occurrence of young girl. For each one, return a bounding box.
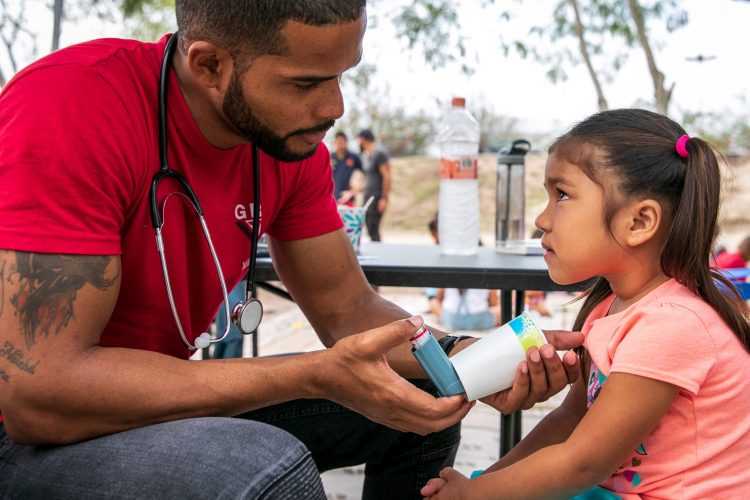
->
[421,109,750,499]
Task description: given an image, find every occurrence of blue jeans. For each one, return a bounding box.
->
[440,310,496,330]
[212,282,246,359]
[0,380,459,499]
[0,417,323,499]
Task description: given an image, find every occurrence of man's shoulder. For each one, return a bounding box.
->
[3,37,166,119]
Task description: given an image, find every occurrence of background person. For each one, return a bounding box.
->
[426,214,501,330]
[331,130,363,206]
[357,128,391,242]
[714,235,750,269]
[421,109,750,499]
[0,1,582,498]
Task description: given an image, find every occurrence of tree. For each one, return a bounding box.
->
[1,0,168,89]
[512,0,687,115]
[626,0,678,115]
[0,0,37,87]
[389,0,688,116]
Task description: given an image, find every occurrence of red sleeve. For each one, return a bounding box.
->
[266,143,343,241]
[0,63,146,255]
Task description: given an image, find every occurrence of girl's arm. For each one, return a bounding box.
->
[468,373,679,498]
[484,372,588,473]
[424,372,679,498]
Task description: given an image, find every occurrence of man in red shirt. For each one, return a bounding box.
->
[0,1,582,497]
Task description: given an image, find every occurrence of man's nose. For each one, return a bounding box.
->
[315,80,344,121]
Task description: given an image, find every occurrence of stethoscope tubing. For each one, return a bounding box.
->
[151,32,261,350]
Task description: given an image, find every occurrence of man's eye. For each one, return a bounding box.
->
[557,190,570,201]
[295,82,320,91]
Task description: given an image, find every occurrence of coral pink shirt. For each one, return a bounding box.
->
[582,279,750,499]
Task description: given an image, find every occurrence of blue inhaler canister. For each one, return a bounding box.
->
[410,326,465,397]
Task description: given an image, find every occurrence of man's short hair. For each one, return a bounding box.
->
[357,129,375,142]
[335,131,348,140]
[176,1,366,59]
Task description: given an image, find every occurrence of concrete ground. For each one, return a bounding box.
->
[241,284,582,500]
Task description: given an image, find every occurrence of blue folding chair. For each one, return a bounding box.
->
[717,268,750,300]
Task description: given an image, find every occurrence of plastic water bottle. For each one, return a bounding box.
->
[438,97,480,255]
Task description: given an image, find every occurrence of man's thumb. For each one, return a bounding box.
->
[367,315,424,353]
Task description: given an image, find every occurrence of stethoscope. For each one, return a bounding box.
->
[150,32,263,351]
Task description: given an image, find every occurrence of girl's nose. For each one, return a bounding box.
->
[535,205,551,233]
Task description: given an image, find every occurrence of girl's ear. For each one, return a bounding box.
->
[619,199,663,248]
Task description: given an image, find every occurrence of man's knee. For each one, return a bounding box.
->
[0,418,326,499]
[164,418,326,499]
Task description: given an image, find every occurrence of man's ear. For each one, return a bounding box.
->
[183,41,234,91]
[620,199,663,248]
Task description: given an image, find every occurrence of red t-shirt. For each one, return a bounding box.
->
[715,251,746,270]
[0,35,342,360]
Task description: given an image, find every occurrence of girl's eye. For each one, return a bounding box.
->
[557,190,570,201]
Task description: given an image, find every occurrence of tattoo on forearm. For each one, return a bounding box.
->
[0,257,6,318]
[9,253,116,349]
[0,367,9,383]
[0,341,37,374]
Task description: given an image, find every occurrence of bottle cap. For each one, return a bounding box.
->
[451,97,466,107]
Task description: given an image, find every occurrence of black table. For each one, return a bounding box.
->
[254,242,588,456]
[255,241,581,291]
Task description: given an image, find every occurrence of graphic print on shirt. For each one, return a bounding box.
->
[587,360,647,491]
[235,202,263,237]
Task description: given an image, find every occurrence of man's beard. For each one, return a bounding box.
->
[223,71,334,162]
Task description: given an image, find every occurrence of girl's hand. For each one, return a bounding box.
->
[420,467,468,499]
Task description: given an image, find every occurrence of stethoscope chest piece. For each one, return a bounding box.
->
[232,299,263,335]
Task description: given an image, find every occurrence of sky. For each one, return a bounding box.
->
[5,0,749,136]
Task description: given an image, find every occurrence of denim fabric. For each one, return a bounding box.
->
[364,201,382,242]
[0,381,459,499]
[0,417,324,499]
[440,309,496,330]
[242,379,461,500]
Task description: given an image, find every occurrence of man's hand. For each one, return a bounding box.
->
[314,316,473,435]
[337,190,354,204]
[377,197,387,213]
[468,329,583,413]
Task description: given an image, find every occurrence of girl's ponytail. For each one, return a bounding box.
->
[663,137,750,350]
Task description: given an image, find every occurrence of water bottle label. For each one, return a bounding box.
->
[440,156,478,179]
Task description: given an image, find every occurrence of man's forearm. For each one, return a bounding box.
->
[2,345,328,445]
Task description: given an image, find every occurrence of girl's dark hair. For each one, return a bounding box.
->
[175,0,366,60]
[552,109,749,354]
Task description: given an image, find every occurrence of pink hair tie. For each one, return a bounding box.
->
[675,134,690,159]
